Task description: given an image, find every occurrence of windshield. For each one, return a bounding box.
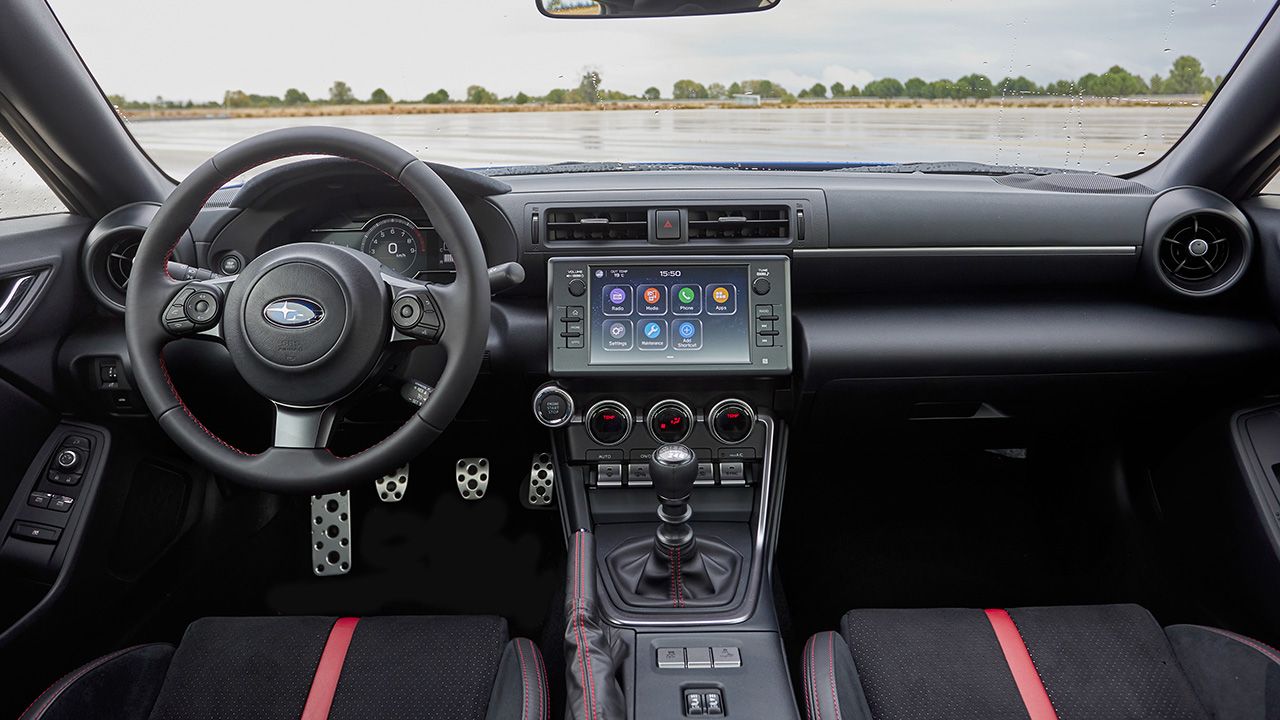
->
[52,0,1275,178]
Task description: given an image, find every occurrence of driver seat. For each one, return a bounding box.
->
[19,615,548,720]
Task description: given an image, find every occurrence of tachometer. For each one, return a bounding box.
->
[360,215,424,274]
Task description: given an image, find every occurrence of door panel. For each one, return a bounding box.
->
[0,213,92,498]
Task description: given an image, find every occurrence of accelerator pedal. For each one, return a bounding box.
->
[311,491,351,576]
[376,464,409,502]
[456,458,489,501]
[523,452,556,509]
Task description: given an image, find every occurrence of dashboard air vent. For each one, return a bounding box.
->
[1157,213,1247,293]
[106,236,140,292]
[687,205,790,240]
[546,208,648,242]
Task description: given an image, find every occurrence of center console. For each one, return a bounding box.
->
[538,256,800,718]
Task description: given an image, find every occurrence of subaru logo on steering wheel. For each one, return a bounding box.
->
[263,298,324,328]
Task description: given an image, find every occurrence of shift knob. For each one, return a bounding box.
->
[650,444,697,503]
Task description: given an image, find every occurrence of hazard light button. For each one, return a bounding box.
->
[655,210,682,241]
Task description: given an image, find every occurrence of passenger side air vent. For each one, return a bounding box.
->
[1143,188,1251,298]
[687,205,790,240]
[545,208,648,242]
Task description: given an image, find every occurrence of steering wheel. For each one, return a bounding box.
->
[125,127,490,494]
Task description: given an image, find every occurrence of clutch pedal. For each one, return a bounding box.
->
[311,491,351,576]
[376,464,409,502]
[523,452,555,508]
[456,458,489,501]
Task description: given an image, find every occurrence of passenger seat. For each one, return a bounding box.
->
[801,604,1279,719]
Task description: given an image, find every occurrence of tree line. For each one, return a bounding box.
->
[676,56,1221,101]
[107,55,1220,111]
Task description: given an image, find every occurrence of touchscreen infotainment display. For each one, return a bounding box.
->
[587,264,751,366]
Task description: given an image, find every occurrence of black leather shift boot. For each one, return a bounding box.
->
[603,535,743,609]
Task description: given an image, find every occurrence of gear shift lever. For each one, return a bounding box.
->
[650,443,698,553]
[604,442,742,609]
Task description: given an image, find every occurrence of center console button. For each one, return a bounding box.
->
[585,401,632,445]
[695,463,716,486]
[705,690,724,715]
[27,492,52,509]
[626,463,652,487]
[657,647,686,669]
[719,462,746,486]
[684,691,705,716]
[597,463,623,487]
[567,278,586,296]
[711,646,741,668]
[686,647,712,669]
[647,399,694,444]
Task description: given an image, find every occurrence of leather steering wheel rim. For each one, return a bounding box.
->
[124,127,491,494]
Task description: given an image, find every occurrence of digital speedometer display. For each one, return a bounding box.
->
[360,215,423,274]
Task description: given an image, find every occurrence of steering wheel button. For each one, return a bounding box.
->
[392,296,423,329]
[184,291,219,324]
[165,304,187,320]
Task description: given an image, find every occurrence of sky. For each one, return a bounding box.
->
[50,0,1275,103]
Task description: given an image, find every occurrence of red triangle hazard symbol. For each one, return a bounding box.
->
[663,219,674,229]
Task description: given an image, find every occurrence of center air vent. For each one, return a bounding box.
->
[106,236,140,292]
[546,208,648,242]
[688,205,790,240]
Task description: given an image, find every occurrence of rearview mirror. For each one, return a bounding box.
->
[537,0,780,19]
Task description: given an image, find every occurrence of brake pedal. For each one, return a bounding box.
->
[376,464,409,502]
[524,452,555,508]
[311,491,351,576]
[456,458,489,501]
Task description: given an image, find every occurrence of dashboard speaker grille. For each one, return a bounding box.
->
[688,205,789,240]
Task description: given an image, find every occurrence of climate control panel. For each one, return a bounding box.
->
[533,385,767,489]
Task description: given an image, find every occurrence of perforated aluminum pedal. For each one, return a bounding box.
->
[376,464,409,502]
[524,452,555,508]
[456,458,489,501]
[311,491,351,576]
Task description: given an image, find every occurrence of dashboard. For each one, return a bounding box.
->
[75,157,1280,432]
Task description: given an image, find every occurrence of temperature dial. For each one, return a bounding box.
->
[647,399,694,444]
[585,400,632,446]
[708,399,756,445]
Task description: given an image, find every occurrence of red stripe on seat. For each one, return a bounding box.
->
[301,617,360,720]
[985,609,1059,720]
